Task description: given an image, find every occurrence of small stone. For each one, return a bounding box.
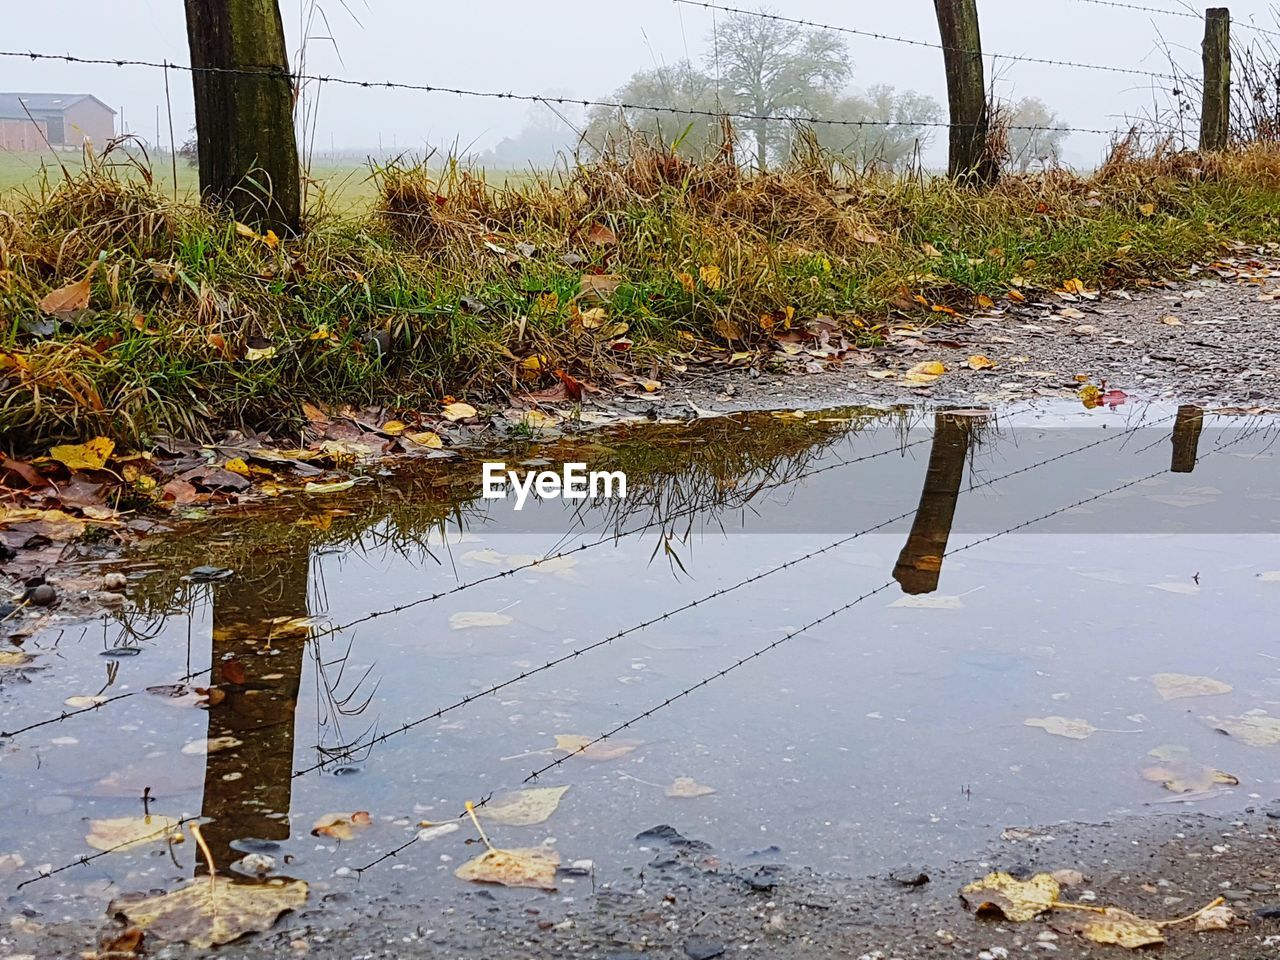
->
[684,938,726,960]
[96,592,126,608]
[25,584,56,606]
[102,572,128,591]
[1223,890,1251,902]
[563,859,594,876]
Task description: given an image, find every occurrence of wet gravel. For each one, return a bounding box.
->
[662,263,1280,415]
[11,808,1280,959]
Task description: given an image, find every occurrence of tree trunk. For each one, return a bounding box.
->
[199,544,310,872]
[183,0,301,234]
[933,0,997,184]
[754,120,769,172]
[1200,8,1231,152]
[894,412,984,595]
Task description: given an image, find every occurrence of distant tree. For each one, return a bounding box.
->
[807,85,943,171]
[584,61,723,158]
[1006,97,1069,173]
[710,11,852,170]
[476,102,581,169]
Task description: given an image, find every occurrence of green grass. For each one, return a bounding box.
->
[3,141,1280,452]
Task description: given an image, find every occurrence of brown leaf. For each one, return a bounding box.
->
[553,734,640,762]
[1053,907,1164,949]
[454,846,559,890]
[586,223,617,246]
[39,264,96,315]
[579,274,622,303]
[0,457,50,488]
[109,876,307,949]
[311,811,372,841]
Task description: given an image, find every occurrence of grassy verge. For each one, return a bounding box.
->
[4,140,1280,451]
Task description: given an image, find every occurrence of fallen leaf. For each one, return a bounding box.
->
[1207,714,1280,746]
[49,437,114,471]
[1139,202,1156,217]
[304,479,356,494]
[966,354,996,370]
[406,431,443,449]
[698,265,724,290]
[415,822,460,843]
[904,360,946,384]
[39,266,95,314]
[449,611,514,629]
[666,777,717,798]
[380,420,407,437]
[311,811,372,841]
[1193,904,1238,931]
[108,876,307,949]
[586,223,616,246]
[244,344,277,362]
[1161,314,1183,325]
[223,457,252,479]
[442,402,478,421]
[579,274,622,302]
[86,815,185,852]
[1056,907,1164,949]
[1024,716,1097,740]
[960,871,1060,922]
[1142,761,1238,794]
[1152,673,1232,701]
[554,734,639,762]
[480,786,569,826]
[181,736,243,756]
[454,846,559,890]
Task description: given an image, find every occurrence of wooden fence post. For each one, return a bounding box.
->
[183,0,301,235]
[933,0,997,184]
[1170,404,1205,473]
[1200,7,1231,152]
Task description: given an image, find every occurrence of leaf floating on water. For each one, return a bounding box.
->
[480,786,569,827]
[454,846,560,890]
[416,822,460,843]
[554,734,640,762]
[108,875,307,949]
[311,811,372,841]
[449,611,514,630]
[666,777,717,798]
[1024,716,1097,740]
[181,736,243,756]
[1142,761,1239,794]
[1147,581,1200,596]
[86,815,185,852]
[49,436,114,471]
[1054,907,1165,949]
[890,594,965,609]
[64,694,109,708]
[1152,673,1232,701]
[1206,713,1280,747]
[960,871,1060,922]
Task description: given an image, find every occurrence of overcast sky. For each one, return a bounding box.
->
[5,0,1280,167]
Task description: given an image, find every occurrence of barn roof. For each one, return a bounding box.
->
[0,93,116,120]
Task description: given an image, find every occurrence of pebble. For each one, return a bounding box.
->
[684,938,726,960]
[101,572,128,591]
[1224,890,1251,902]
[25,584,55,606]
[95,592,126,608]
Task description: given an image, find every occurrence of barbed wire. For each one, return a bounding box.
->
[293,406,1175,778]
[674,0,1181,82]
[0,49,1118,136]
[524,416,1257,782]
[1068,0,1280,40]
[14,815,202,890]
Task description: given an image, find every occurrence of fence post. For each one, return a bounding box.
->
[933,0,997,184]
[1170,404,1205,473]
[1200,7,1231,152]
[183,0,301,235]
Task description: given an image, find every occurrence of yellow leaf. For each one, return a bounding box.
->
[1007,288,1026,303]
[262,230,280,250]
[666,777,717,798]
[1059,907,1165,949]
[1079,384,1103,409]
[109,875,307,949]
[304,479,356,494]
[223,457,252,478]
[449,611,514,629]
[904,360,946,384]
[921,242,943,258]
[1142,762,1238,794]
[966,354,996,370]
[976,294,995,310]
[578,308,607,329]
[554,733,640,762]
[698,265,723,290]
[1024,716,1097,739]
[480,786,570,827]
[1139,202,1156,217]
[310,811,372,841]
[49,436,114,471]
[960,871,1060,922]
[676,271,695,293]
[406,431,443,449]
[442,402,478,421]
[244,344,277,362]
[86,815,185,852]
[1151,673,1232,701]
[381,420,407,437]
[455,847,560,890]
[234,221,261,240]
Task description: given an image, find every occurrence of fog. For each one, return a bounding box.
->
[5,0,1279,169]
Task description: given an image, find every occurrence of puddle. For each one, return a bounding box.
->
[2,402,1279,933]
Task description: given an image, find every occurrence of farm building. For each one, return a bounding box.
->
[0,93,116,149]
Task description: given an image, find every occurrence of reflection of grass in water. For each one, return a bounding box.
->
[123,409,893,617]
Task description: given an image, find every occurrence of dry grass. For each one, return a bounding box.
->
[4,135,1280,452]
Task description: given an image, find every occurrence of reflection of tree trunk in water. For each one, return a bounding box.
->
[894,413,984,595]
[199,546,310,872]
[1170,405,1204,474]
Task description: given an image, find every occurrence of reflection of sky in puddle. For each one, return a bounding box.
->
[2,402,1279,920]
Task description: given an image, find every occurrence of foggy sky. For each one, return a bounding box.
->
[5,0,1279,168]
